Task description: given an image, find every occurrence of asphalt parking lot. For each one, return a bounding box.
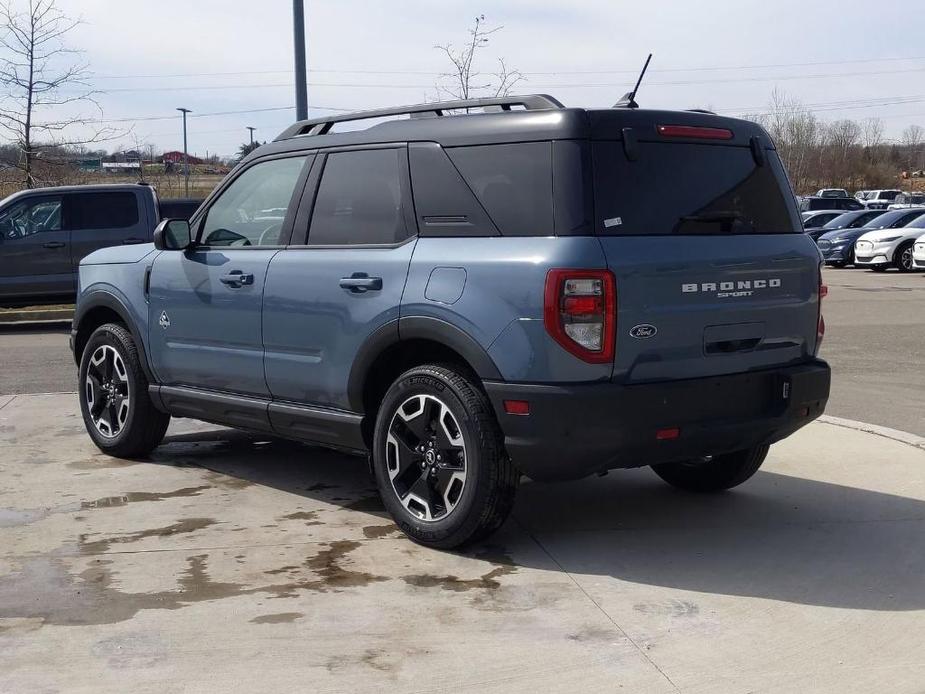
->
[1,267,924,693]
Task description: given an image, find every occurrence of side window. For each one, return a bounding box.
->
[200,156,307,247]
[0,197,62,240]
[447,142,553,236]
[70,192,139,230]
[309,148,407,245]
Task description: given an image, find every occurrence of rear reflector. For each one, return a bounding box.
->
[656,427,681,441]
[503,400,530,416]
[657,124,734,140]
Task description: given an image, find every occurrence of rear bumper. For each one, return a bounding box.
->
[484,360,830,481]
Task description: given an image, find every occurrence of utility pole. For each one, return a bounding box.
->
[246,126,256,146]
[177,107,192,197]
[293,0,308,120]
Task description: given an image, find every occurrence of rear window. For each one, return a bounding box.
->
[593,142,800,235]
[70,192,139,230]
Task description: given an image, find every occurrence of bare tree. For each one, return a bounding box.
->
[0,0,113,187]
[861,118,884,150]
[901,125,924,170]
[434,14,524,101]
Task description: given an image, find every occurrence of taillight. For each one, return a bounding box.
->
[816,270,827,355]
[544,269,616,363]
[657,124,734,140]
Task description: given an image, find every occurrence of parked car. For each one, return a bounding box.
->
[70,94,830,548]
[807,209,886,244]
[817,208,925,267]
[854,190,870,201]
[0,184,202,307]
[887,192,925,209]
[801,210,843,239]
[862,189,902,210]
[854,211,925,272]
[799,196,864,212]
[912,233,925,270]
[814,188,849,198]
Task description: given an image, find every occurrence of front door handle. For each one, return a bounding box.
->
[122,237,145,245]
[42,241,65,249]
[339,274,383,293]
[220,271,254,287]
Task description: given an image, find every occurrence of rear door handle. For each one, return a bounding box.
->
[220,271,254,287]
[42,241,65,249]
[339,274,383,292]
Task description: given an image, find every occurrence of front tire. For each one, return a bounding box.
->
[371,364,518,549]
[651,445,769,493]
[78,323,170,458]
[895,241,915,272]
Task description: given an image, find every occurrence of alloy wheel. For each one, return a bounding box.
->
[900,246,914,271]
[385,393,467,522]
[85,345,131,438]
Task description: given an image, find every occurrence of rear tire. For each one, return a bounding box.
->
[651,445,769,493]
[371,364,518,549]
[78,323,170,458]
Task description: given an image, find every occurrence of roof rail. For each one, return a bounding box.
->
[273,94,565,141]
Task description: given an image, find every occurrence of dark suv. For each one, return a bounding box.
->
[71,95,831,548]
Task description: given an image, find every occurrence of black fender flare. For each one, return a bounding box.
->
[73,290,156,383]
[346,316,502,412]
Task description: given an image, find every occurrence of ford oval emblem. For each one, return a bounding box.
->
[630,324,657,339]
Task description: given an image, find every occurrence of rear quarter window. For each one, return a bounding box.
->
[593,141,800,235]
[446,142,553,236]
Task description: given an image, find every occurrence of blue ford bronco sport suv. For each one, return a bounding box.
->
[72,94,831,548]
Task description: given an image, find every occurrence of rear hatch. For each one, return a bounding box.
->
[589,110,822,384]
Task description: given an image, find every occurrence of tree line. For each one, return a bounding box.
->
[747,89,924,195]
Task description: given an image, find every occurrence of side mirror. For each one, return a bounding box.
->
[153,218,192,251]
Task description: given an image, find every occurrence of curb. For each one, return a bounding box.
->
[0,308,73,324]
[818,415,925,451]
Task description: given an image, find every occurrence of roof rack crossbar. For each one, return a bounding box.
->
[274,94,565,141]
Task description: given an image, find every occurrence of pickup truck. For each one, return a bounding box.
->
[0,184,201,307]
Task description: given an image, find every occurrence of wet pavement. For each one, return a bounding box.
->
[2,393,925,692]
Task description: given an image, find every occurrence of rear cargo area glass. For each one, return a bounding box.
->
[593,141,800,235]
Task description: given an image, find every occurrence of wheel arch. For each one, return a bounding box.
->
[73,291,155,383]
[349,316,503,447]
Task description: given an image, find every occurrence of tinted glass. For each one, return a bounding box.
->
[823,211,884,229]
[593,142,799,235]
[447,142,553,236]
[0,197,62,239]
[866,209,925,228]
[309,149,407,245]
[201,156,306,247]
[71,192,138,230]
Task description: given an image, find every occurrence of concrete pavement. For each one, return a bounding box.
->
[2,393,925,693]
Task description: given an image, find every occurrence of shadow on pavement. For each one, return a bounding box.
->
[154,426,925,612]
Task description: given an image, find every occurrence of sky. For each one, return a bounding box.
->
[7,0,925,157]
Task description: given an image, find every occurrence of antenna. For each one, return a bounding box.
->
[614,53,653,109]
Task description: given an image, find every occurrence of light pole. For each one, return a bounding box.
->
[246,126,256,146]
[293,0,308,120]
[177,107,191,197]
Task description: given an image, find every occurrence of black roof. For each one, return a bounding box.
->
[248,94,771,164]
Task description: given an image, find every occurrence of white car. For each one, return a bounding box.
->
[862,189,901,210]
[814,188,849,198]
[913,232,925,270]
[887,192,925,210]
[854,214,925,272]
